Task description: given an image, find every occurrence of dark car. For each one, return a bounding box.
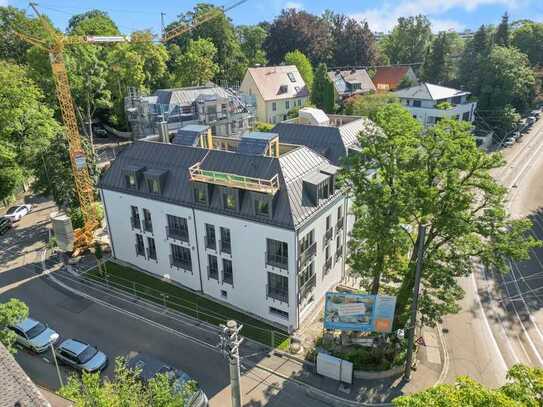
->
[0,217,12,234]
[126,352,208,407]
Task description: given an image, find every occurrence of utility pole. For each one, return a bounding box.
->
[404,224,426,381]
[219,320,243,407]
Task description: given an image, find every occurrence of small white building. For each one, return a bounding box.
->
[394,83,477,127]
[99,131,351,332]
[240,65,309,124]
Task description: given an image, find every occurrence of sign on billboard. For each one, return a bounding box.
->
[323,292,397,333]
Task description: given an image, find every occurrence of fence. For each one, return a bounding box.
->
[83,267,290,349]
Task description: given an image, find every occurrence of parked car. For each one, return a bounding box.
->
[8,318,59,353]
[0,216,12,235]
[56,339,108,373]
[530,109,541,118]
[3,204,32,222]
[503,138,515,147]
[126,352,208,407]
[512,131,521,140]
[527,116,537,126]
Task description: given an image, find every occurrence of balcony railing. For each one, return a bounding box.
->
[207,265,218,280]
[143,219,153,233]
[336,217,344,234]
[298,241,317,269]
[166,226,189,243]
[135,243,145,257]
[323,257,332,275]
[131,216,141,230]
[323,228,333,246]
[169,254,192,272]
[298,274,316,303]
[266,252,288,270]
[220,239,231,255]
[266,284,289,304]
[205,235,216,250]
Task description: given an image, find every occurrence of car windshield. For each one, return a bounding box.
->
[25,322,47,339]
[6,207,18,214]
[78,345,98,363]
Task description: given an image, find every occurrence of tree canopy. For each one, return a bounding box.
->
[237,25,268,67]
[168,39,218,87]
[284,50,313,91]
[381,15,432,65]
[512,20,543,66]
[312,63,335,113]
[421,32,464,85]
[344,93,398,121]
[0,299,29,353]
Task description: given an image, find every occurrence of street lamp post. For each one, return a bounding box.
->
[49,333,63,388]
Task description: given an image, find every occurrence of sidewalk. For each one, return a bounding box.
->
[46,253,444,406]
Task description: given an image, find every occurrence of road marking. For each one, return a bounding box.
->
[435,324,450,385]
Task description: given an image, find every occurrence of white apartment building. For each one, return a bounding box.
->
[99,131,352,332]
[240,65,309,124]
[394,83,478,127]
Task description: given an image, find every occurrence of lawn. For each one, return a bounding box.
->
[86,261,290,349]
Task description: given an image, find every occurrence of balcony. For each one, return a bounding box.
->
[205,235,216,250]
[169,254,192,271]
[166,226,189,243]
[323,228,333,246]
[336,217,344,234]
[130,216,141,230]
[220,239,231,255]
[323,257,332,275]
[143,219,153,233]
[135,243,145,257]
[298,274,316,303]
[266,284,289,304]
[266,252,288,270]
[298,242,317,269]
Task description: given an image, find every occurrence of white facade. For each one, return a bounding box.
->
[400,97,477,127]
[100,189,348,331]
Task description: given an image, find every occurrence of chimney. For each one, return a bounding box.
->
[158,120,169,143]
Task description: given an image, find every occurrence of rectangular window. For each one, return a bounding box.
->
[298,99,302,106]
[267,272,288,303]
[127,174,137,188]
[266,239,288,269]
[318,180,330,200]
[272,102,276,112]
[222,189,237,211]
[143,208,152,233]
[326,215,331,231]
[269,307,289,320]
[299,230,314,253]
[194,183,208,205]
[208,254,218,280]
[413,100,421,107]
[131,206,141,230]
[287,72,296,82]
[337,206,343,221]
[170,244,192,270]
[299,261,316,302]
[166,215,189,242]
[222,258,233,285]
[135,234,145,257]
[220,227,231,254]
[285,100,290,110]
[205,223,216,250]
[147,178,160,194]
[254,196,271,217]
[147,237,157,260]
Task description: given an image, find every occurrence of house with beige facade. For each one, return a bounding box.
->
[240,65,309,124]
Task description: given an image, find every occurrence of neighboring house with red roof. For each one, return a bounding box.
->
[240,65,309,124]
[372,65,418,91]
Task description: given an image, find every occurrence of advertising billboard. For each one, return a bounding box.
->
[323,292,397,333]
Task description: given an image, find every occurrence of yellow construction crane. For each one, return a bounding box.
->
[16,1,246,253]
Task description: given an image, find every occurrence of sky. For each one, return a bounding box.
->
[4,0,543,35]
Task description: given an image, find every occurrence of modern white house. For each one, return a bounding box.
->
[240,65,309,124]
[99,129,352,332]
[394,83,478,127]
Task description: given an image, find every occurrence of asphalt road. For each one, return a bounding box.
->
[0,199,329,407]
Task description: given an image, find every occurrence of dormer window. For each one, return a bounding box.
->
[279,85,288,94]
[148,178,160,194]
[143,168,167,195]
[254,193,272,218]
[127,174,137,189]
[318,180,330,200]
[193,182,209,205]
[122,165,145,189]
[222,187,239,211]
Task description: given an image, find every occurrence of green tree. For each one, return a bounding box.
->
[344,93,398,120]
[168,39,218,87]
[394,365,542,407]
[284,50,314,91]
[0,6,46,65]
[512,21,543,66]
[342,105,539,326]
[421,32,464,85]
[312,63,335,113]
[494,12,511,47]
[58,357,197,406]
[66,9,120,36]
[0,299,29,353]
[0,61,61,200]
[381,15,432,64]
[237,25,268,67]
[166,3,247,83]
[458,25,493,97]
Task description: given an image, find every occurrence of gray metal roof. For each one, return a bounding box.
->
[0,343,51,407]
[99,141,343,229]
[154,86,231,107]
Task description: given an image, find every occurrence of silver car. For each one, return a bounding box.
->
[56,339,108,373]
[3,204,32,222]
[9,318,59,353]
